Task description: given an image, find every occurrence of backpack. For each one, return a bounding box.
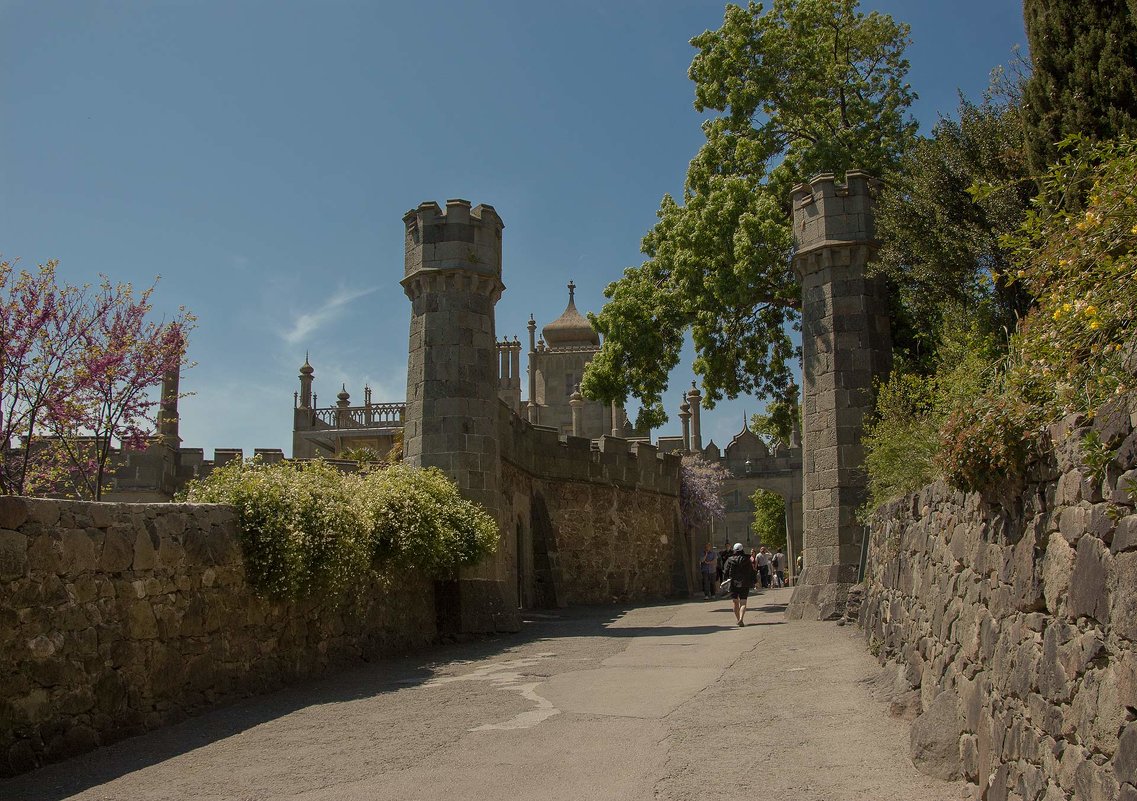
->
[727,554,755,589]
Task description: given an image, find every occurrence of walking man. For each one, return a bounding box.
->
[699,543,719,600]
[723,543,757,627]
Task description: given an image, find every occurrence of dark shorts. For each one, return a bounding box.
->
[730,586,749,600]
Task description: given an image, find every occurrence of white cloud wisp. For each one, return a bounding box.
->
[282,285,378,345]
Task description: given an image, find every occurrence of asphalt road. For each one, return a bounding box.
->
[0,588,961,801]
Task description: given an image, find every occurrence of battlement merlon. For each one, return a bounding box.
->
[402,199,505,284]
[790,170,881,258]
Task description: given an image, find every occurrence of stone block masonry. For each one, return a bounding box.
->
[0,497,436,777]
[859,393,1137,800]
[787,171,892,621]
[401,200,521,634]
[496,402,688,607]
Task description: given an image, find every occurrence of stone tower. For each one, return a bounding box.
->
[402,199,504,519]
[402,199,518,633]
[785,171,892,621]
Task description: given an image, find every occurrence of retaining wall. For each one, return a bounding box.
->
[0,497,435,777]
[859,395,1137,801]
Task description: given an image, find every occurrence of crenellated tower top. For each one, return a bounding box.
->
[401,199,504,302]
[790,170,881,258]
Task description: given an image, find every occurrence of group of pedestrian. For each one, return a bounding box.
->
[698,541,788,626]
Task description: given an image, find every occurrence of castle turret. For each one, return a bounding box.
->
[785,171,892,621]
[687,382,702,452]
[402,199,517,633]
[402,199,504,521]
[298,355,314,409]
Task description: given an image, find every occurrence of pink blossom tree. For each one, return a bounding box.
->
[0,260,192,499]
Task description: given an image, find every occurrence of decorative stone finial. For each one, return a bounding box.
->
[568,280,576,303]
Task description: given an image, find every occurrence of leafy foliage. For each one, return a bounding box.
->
[1022,0,1137,173]
[582,0,917,427]
[749,488,786,550]
[935,137,1137,493]
[862,307,1003,508]
[872,93,1033,368]
[748,396,799,447]
[0,260,192,499]
[678,453,728,531]
[182,459,499,601]
[338,447,384,467]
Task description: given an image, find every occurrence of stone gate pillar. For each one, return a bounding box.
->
[402,199,519,633]
[785,172,892,621]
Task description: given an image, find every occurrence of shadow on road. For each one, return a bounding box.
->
[0,598,778,801]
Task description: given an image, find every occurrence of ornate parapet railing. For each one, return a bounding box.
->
[305,402,406,430]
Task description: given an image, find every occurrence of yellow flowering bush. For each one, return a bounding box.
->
[938,136,1137,492]
[182,459,498,601]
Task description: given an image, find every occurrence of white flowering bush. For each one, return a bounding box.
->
[358,463,499,574]
[182,459,498,601]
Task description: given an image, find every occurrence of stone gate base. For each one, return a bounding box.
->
[785,564,859,621]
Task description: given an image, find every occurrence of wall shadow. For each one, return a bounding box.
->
[0,598,754,800]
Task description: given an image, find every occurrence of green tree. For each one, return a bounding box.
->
[582,0,917,428]
[872,92,1034,368]
[748,395,799,447]
[1022,0,1137,173]
[749,488,786,550]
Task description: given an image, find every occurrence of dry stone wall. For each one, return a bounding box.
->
[0,497,436,777]
[859,395,1137,801]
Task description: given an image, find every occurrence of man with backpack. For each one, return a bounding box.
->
[722,543,758,627]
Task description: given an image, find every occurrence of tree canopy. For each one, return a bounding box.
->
[582,0,917,429]
[750,488,787,550]
[871,92,1034,369]
[748,396,799,447]
[1022,0,1137,173]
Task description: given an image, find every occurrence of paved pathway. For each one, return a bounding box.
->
[1,588,962,801]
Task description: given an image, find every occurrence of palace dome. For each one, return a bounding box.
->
[542,281,600,347]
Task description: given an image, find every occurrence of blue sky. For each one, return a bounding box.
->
[1,0,1027,456]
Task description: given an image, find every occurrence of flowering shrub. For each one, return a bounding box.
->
[1004,136,1136,420]
[679,453,727,531]
[936,393,1035,492]
[935,136,1137,492]
[359,463,500,574]
[182,459,498,601]
[863,308,1003,507]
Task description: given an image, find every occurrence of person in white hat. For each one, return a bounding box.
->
[722,543,758,627]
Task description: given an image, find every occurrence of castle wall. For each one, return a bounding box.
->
[497,403,689,606]
[0,497,435,777]
[858,395,1137,798]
